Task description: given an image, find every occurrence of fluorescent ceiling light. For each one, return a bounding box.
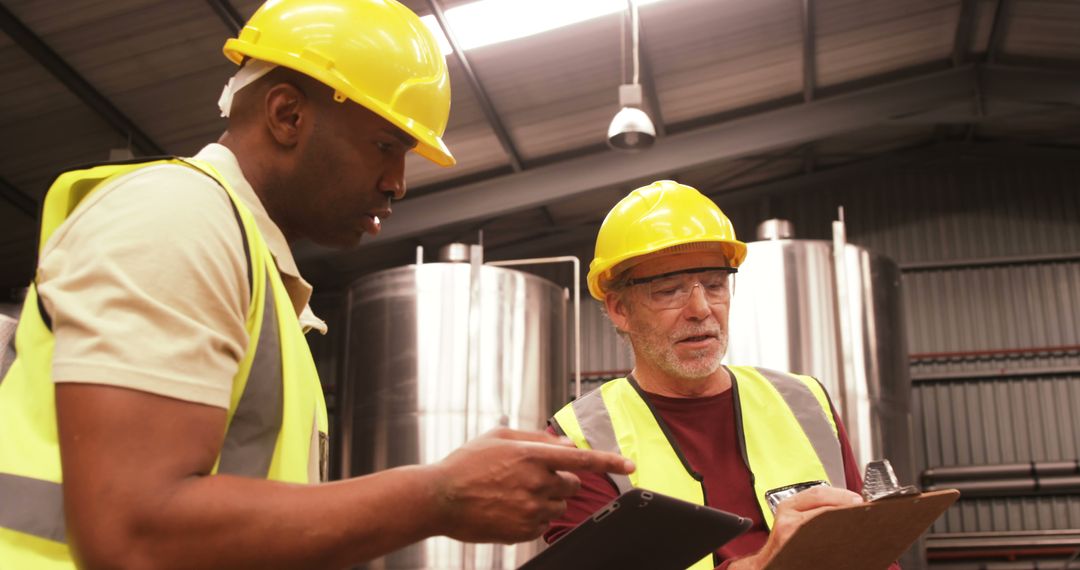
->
[421,0,667,55]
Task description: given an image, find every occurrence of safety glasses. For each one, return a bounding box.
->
[624,266,737,310]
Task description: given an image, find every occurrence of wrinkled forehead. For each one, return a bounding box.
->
[621,250,731,281]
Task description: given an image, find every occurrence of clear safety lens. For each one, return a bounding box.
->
[629,267,737,310]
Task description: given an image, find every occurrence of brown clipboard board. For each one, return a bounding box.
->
[763,489,960,570]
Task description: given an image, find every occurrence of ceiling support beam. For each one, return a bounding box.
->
[0,3,164,156]
[980,65,1080,105]
[801,0,816,102]
[296,64,1080,264]
[710,144,807,191]
[205,0,244,35]
[490,145,944,261]
[425,0,524,172]
[0,176,36,219]
[952,0,977,67]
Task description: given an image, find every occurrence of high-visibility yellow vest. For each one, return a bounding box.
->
[0,158,329,569]
[552,366,846,570]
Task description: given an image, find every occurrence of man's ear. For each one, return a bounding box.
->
[264,82,308,148]
[605,291,632,333]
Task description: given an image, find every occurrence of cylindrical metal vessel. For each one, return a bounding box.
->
[342,261,568,569]
[724,234,915,487]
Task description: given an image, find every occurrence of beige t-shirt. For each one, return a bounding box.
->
[37,144,325,409]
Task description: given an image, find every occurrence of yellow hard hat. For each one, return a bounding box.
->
[223,0,455,167]
[587,180,747,300]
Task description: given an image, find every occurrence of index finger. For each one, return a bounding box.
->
[526,443,635,475]
[782,486,862,512]
[483,427,576,447]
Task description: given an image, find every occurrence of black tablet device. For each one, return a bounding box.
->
[519,488,752,570]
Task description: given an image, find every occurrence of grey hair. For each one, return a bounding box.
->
[597,280,634,341]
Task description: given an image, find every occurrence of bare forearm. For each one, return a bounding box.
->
[74,465,444,570]
[57,386,634,569]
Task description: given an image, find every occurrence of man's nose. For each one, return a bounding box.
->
[683,284,711,319]
[380,153,407,200]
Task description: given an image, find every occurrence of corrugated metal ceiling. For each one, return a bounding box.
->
[1,0,1079,290]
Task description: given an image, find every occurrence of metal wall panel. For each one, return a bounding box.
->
[913,375,1080,470]
[720,161,1080,265]
[828,160,1080,538]
[913,375,1080,533]
[933,496,1080,533]
[903,262,1080,360]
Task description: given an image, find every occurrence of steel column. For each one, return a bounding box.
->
[0,176,36,219]
[986,0,1011,63]
[205,0,245,35]
[952,0,977,67]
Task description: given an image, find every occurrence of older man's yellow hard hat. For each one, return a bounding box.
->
[223,0,454,166]
[587,180,747,300]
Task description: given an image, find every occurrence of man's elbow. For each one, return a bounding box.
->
[67,521,164,570]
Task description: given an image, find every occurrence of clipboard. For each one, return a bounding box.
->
[519,488,752,570]
[763,489,960,570]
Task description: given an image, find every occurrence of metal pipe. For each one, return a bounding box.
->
[927,553,1078,567]
[926,530,1080,568]
[925,476,1080,498]
[466,244,484,435]
[900,252,1080,272]
[487,257,582,399]
[581,369,632,380]
[910,344,1080,361]
[924,461,1080,483]
[912,366,1080,383]
[928,530,1080,551]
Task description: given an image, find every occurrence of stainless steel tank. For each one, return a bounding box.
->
[724,218,922,568]
[725,220,915,488]
[341,246,568,569]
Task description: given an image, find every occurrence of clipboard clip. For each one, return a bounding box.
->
[862,459,920,502]
[764,480,829,514]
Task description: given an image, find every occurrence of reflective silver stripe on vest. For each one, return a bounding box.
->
[218,274,284,478]
[0,473,65,542]
[755,368,846,488]
[569,389,634,494]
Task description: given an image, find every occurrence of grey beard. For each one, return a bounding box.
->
[636,329,728,381]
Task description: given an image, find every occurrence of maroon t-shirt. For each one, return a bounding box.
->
[545,384,900,569]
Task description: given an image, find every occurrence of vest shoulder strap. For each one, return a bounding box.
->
[34,158,256,328]
[730,365,846,489]
[553,379,634,494]
[39,157,177,252]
